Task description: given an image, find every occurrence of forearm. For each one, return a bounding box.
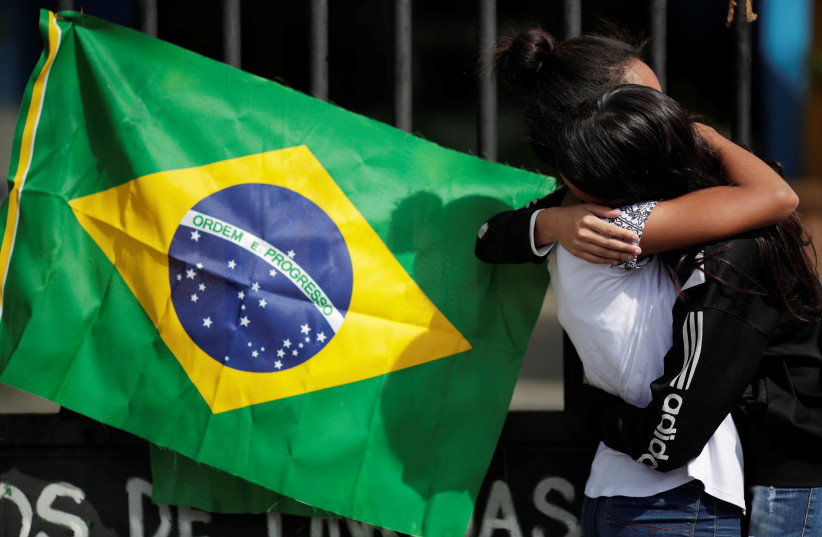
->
[531,193,642,263]
[581,304,766,472]
[639,126,798,254]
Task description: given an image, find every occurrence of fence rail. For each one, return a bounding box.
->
[45,0,755,411]
[49,0,754,150]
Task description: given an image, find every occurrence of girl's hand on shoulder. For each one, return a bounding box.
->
[534,204,641,264]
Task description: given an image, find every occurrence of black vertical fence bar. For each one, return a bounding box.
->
[562,0,582,404]
[564,0,582,39]
[222,0,241,68]
[138,0,158,37]
[733,2,753,148]
[310,0,330,101]
[477,0,497,161]
[393,0,413,132]
[648,0,667,93]
[54,0,73,11]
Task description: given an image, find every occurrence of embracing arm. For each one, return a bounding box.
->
[475,128,795,266]
[638,125,798,254]
[475,187,640,264]
[576,240,779,470]
[577,301,766,470]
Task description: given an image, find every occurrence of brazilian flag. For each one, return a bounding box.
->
[0,10,553,536]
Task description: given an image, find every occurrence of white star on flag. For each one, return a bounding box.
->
[259,299,267,308]
[251,282,261,292]
[203,317,212,328]
[186,268,196,279]
[190,230,200,242]
[287,250,296,258]
[240,316,250,327]
[228,260,236,269]
[190,294,198,302]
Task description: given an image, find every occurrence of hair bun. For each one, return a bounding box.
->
[495,27,558,86]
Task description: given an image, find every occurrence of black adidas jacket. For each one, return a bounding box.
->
[576,237,822,487]
[474,188,565,265]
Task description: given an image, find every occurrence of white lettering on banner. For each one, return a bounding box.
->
[1,481,33,537]
[36,482,89,537]
[126,478,213,537]
[467,478,582,537]
[532,478,580,537]
[346,519,398,537]
[478,480,523,537]
[178,505,211,537]
[3,472,583,537]
[126,477,173,537]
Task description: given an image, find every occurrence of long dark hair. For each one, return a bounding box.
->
[495,26,645,173]
[558,84,820,321]
[556,85,725,203]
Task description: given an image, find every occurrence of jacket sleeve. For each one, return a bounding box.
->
[576,240,774,471]
[474,187,565,264]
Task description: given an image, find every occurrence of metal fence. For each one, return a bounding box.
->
[53,0,755,150]
[48,0,758,414]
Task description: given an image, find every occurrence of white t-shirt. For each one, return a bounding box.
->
[543,201,745,510]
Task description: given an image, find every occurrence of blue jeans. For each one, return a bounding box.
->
[582,481,742,537]
[748,486,821,537]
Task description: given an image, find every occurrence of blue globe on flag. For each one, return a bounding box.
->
[168,183,354,373]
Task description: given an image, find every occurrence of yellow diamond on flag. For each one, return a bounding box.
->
[69,146,471,413]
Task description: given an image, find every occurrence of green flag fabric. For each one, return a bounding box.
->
[1,10,553,536]
[149,446,337,519]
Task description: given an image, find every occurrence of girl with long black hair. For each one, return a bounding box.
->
[562,84,822,537]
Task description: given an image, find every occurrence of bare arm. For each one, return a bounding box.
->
[639,125,798,253]
[533,197,642,264]
[533,125,798,262]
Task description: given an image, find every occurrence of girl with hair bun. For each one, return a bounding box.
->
[475,27,807,536]
[477,27,796,266]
